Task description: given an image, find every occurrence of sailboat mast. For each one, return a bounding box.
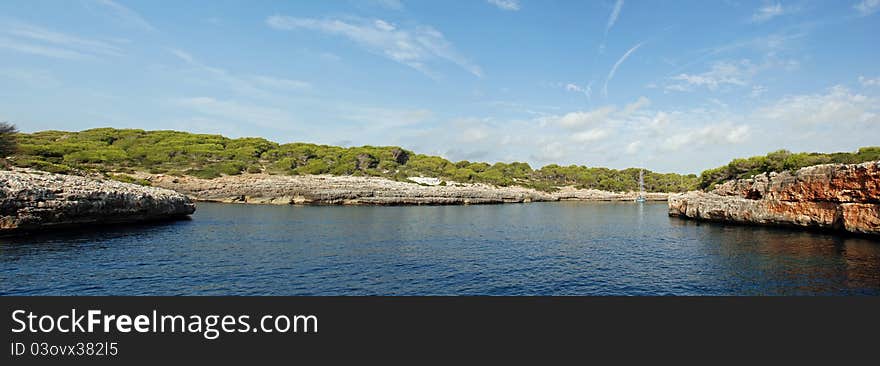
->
[639,169,645,194]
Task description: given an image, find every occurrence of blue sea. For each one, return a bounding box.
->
[2,202,878,295]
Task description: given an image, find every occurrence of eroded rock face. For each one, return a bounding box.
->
[142,173,669,205]
[669,161,880,236]
[1,169,195,233]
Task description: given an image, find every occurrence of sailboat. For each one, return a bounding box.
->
[635,169,646,203]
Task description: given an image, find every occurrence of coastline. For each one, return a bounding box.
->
[1,169,195,234]
[137,172,670,205]
[668,161,880,237]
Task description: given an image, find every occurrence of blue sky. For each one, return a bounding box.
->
[1,0,878,173]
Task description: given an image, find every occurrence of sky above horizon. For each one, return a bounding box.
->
[1,0,878,174]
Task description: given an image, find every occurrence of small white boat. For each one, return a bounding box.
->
[635,169,646,202]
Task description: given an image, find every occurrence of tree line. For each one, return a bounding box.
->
[7,126,875,193]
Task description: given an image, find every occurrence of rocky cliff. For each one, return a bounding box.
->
[1,169,195,233]
[141,173,668,205]
[668,161,880,236]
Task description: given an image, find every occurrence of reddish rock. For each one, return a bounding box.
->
[670,161,880,236]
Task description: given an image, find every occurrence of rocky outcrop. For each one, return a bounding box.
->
[1,169,195,233]
[140,173,668,205]
[669,161,880,236]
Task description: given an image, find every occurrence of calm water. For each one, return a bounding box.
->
[1,202,879,296]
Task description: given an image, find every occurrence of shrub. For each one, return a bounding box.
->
[108,174,151,186]
[0,122,18,158]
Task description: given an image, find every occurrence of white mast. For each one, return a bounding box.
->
[637,169,646,202]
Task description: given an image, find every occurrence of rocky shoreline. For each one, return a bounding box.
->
[668,161,880,236]
[138,173,669,205]
[1,169,195,234]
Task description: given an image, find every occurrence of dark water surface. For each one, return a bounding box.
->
[2,202,879,295]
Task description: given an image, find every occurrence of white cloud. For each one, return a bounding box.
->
[551,106,616,128]
[563,82,593,101]
[750,85,768,98]
[169,48,311,99]
[645,111,671,131]
[0,21,123,60]
[756,85,880,125]
[603,42,643,97]
[535,141,566,161]
[460,127,490,142]
[487,0,521,11]
[624,140,642,155]
[344,107,432,128]
[621,96,651,116]
[251,75,311,90]
[372,0,404,10]
[661,123,750,152]
[854,0,880,16]
[565,83,584,93]
[859,75,880,87]
[0,68,59,88]
[666,59,758,92]
[606,0,625,33]
[91,0,156,31]
[571,128,610,143]
[0,37,90,60]
[266,16,483,78]
[751,3,785,23]
[174,97,297,130]
[170,48,195,64]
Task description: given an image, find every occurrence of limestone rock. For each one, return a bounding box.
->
[140,173,669,205]
[1,169,195,233]
[670,161,880,236]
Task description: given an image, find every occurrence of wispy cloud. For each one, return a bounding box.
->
[606,0,624,34]
[90,0,156,31]
[0,37,89,60]
[665,58,797,92]
[343,107,432,128]
[0,68,59,88]
[661,31,804,80]
[563,82,593,103]
[599,0,624,52]
[666,60,754,92]
[603,42,643,97]
[372,0,404,10]
[487,0,521,11]
[174,97,298,130]
[549,106,617,129]
[750,2,785,23]
[756,85,880,125]
[252,76,311,91]
[854,0,880,16]
[266,16,483,78]
[859,75,880,87]
[661,123,750,151]
[0,21,123,60]
[169,48,311,98]
[571,128,610,143]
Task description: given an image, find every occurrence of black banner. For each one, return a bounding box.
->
[2,297,879,363]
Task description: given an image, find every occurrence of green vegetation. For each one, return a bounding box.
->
[0,122,17,167]
[11,128,700,192]
[107,174,151,186]
[698,147,880,190]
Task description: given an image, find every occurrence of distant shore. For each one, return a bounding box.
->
[136,172,669,205]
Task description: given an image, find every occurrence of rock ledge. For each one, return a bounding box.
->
[669,161,880,236]
[1,169,196,233]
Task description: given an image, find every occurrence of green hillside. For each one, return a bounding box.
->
[10,128,698,193]
[698,147,880,189]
